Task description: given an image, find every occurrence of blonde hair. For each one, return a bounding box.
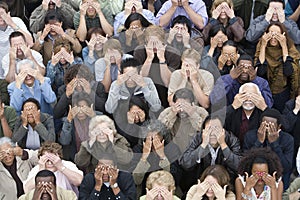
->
[181,48,201,66]
[146,170,176,193]
[144,25,165,43]
[103,38,123,56]
[89,115,117,136]
[211,0,234,13]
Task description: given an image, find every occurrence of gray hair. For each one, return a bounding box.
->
[89,115,117,137]
[0,137,16,147]
[16,59,35,74]
[142,120,172,144]
[239,82,262,95]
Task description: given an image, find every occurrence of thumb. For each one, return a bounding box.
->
[198,179,201,185]
[223,185,228,191]
[245,172,249,179]
[91,104,94,109]
[273,171,277,178]
[69,105,72,111]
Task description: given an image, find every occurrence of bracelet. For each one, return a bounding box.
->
[14,25,20,31]
[159,61,167,65]
[61,166,66,172]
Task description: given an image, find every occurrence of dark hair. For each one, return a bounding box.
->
[97,152,118,166]
[171,15,192,35]
[265,21,293,48]
[120,57,140,74]
[237,54,254,66]
[222,40,237,49]
[129,96,149,119]
[86,27,106,41]
[9,31,26,45]
[172,88,195,103]
[22,98,41,111]
[268,0,285,9]
[142,120,172,144]
[44,10,62,24]
[72,92,93,107]
[0,1,9,12]
[35,170,56,186]
[64,64,95,84]
[209,23,226,37]
[201,115,224,130]
[259,108,282,125]
[238,147,283,180]
[124,13,152,30]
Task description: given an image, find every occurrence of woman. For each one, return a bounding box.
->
[74,115,133,173]
[202,0,245,45]
[82,27,107,74]
[235,148,283,200]
[118,13,152,56]
[59,92,96,160]
[217,40,240,75]
[255,21,300,112]
[140,170,180,200]
[186,165,235,200]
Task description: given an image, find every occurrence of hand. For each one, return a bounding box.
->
[216,128,226,146]
[13,146,23,157]
[212,4,222,19]
[223,3,235,19]
[51,52,61,66]
[218,54,227,70]
[55,0,62,7]
[244,172,259,191]
[182,29,190,47]
[248,66,257,81]
[116,73,129,86]
[0,151,5,162]
[230,52,239,65]
[180,101,195,116]
[125,28,134,46]
[44,181,57,199]
[212,183,227,200]
[0,103,4,120]
[262,172,277,189]
[15,70,28,89]
[32,181,45,200]
[277,8,285,23]
[131,74,146,87]
[124,1,133,16]
[265,7,274,22]
[159,187,173,200]
[21,110,28,126]
[167,27,177,44]
[142,135,152,161]
[261,32,272,47]
[94,165,103,188]
[1,10,15,27]
[42,0,50,10]
[33,109,41,125]
[275,32,287,48]
[108,166,118,186]
[62,49,74,64]
[45,153,64,170]
[171,102,181,114]
[85,36,97,52]
[152,135,165,159]
[9,47,17,60]
[210,36,219,49]
[30,69,44,84]
[249,93,267,111]
[146,187,159,200]
[50,25,65,36]
[67,105,80,122]
[41,24,51,40]
[257,121,267,143]
[92,1,102,14]
[196,180,210,197]
[137,110,145,122]
[201,128,211,148]
[20,45,32,59]
[127,111,135,124]
[38,155,48,170]
[181,0,189,7]
[66,78,77,97]
[103,127,114,144]
[156,42,166,62]
[171,0,179,8]
[145,41,155,61]
[79,2,89,16]
[82,104,95,118]
[232,92,247,109]
[229,65,243,79]
[295,95,300,112]
[267,122,280,143]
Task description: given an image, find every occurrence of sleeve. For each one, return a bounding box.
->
[155,1,172,26]
[12,118,28,145]
[245,15,269,42]
[78,173,100,200]
[228,17,245,42]
[5,106,17,133]
[297,147,300,175]
[243,130,264,152]
[283,18,300,44]
[74,144,92,168]
[46,61,56,84]
[255,78,274,108]
[282,100,298,132]
[113,137,134,165]
[59,120,73,145]
[142,78,162,112]
[94,82,108,113]
[202,18,217,44]
[113,12,123,36]
[40,78,56,104]
[105,82,121,114]
[158,108,177,130]
[118,173,137,200]
[34,115,55,142]
[222,133,242,172]
[282,178,300,200]
[73,12,81,30]
[53,87,71,119]
[8,84,26,113]
[94,58,106,82]
[133,159,151,185]
[188,107,208,131]
[29,6,47,33]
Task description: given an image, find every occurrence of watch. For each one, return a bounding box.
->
[112,183,118,189]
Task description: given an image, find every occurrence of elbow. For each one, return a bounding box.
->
[73,174,84,186]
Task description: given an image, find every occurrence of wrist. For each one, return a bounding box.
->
[293,108,299,115]
[220,143,227,150]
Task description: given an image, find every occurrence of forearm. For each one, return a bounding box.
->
[192,82,210,108]
[64,34,82,53]
[12,126,28,143]
[271,188,278,200]
[140,58,152,77]
[6,59,16,83]
[159,64,171,87]
[1,117,12,138]
[35,123,55,141]
[259,46,266,64]
[289,6,300,22]
[76,15,88,42]
[24,177,36,193]
[60,167,83,186]
[98,13,113,36]
[101,66,112,93]
[158,6,177,27]
[184,5,204,29]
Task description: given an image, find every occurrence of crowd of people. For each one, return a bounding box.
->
[1,0,300,199]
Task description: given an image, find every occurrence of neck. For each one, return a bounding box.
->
[219,18,228,25]
[254,184,265,195]
[243,109,254,116]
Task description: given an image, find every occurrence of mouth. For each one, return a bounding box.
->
[131,6,136,13]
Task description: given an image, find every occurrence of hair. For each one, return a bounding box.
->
[173,88,195,103]
[0,137,16,148]
[103,38,123,56]
[35,170,56,186]
[89,115,117,137]
[268,0,285,9]
[201,115,224,130]
[86,27,106,41]
[64,64,95,84]
[38,141,63,159]
[181,48,201,66]
[239,82,262,95]
[16,59,35,74]
[144,25,165,43]
[211,0,234,13]
[265,21,293,48]
[171,15,192,35]
[237,54,253,66]
[44,10,62,24]
[259,108,282,125]
[22,98,41,111]
[9,31,26,45]
[146,170,176,193]
[120,57,140,74]
[142,120,172,144]
[97,152,118,166]
[124,13,152,30]
[222,40,238,50]
[72,92,93,107]
[129,95,150,119]
[0,1,9,12]
[53,38,72,54]
[209,23,226,38]
[238,147,283,180]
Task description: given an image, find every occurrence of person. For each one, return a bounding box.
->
[12,98,55,150]
[59,92,96,160]
[29,0,75,34]
[113,0,155,36]
[134,25,181,108]
[0,1,33,71]
[105,57,161,114]
[32,10,81,66]
[235,147,283,200]
[19,169,77,200]
[202,0,245,45]
[0,137,38,200]
[254,21,300,112]
[79,153,137,200]
[243,108,294,189]
[156,0,208,30]
[142,0,167,16]
[225,82,269,146]
[23,141,83,196]
[82,27,107,73]
[141,170,180,200]
[282,177,300,200]
[179,115,241,191]
[245,0,300,45]
[159,88,208,153]
[74,115,133,173]
[7,59,56,115]
[186,165,235,200]
[167,48,214,109]
[287,0,300,29]
[0,94,17,138]
[74,0,113,42]
[2,31,45,83]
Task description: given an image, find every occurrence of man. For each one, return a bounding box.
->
[156,0,208,30]
[168,48,214,109]
[179,115,241,192]
[19,169,77,200]
[0,94,17,138]
[243,108,294,189]
[79,153,136,199]
[74,0,113,42]
[159,88,208,153]
[210,54,273,108]
[12,98,55,150]
[105,57,161,114]
[2,31,45,83]
[0,137,38,200]
[0,2,33,71]
[225,82,268,146]
[7,59,56,115]
[167,15,203,56]
[245,0,300,44]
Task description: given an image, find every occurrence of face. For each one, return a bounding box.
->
[251,163,268,185]
[129,20,142,30]
[75,100,88,121]
[147,36,162,53]
[0,8,7,26]
[124,67,138,88]
[173,23,189,42]
[36,176,55,200]
[219,2,230,19]
[222,45,237,66]
[205,118,223,147]
[261,116,279,134]
[237,60,253,82]
[214,31,228,48]
[129,105,145,123]
[268,25,281,46]
[92,33,105,51]
[106,48,122,64]
[204,175,218,198]
[41,151,58,172]
[269,2,283,21]
[94,122,112,143]
[0,143,14,166]
[97,159,114,182]
[23,102,39,123]
[181,57,198,75]
[240,84,259,111]
[151,183,170,200]
[10,36,26,57]
[175,98,191,118]
[47,20,62,36]
[84,0,97,17]
[19,63,35,87]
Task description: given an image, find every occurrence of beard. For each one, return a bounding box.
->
[242,101,255,111]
